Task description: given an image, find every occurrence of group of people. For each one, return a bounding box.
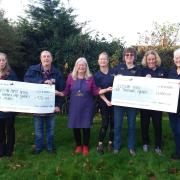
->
[0,47,179,161]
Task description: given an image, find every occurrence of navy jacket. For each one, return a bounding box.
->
[94,68,114,101]
[0,70,18,119]
[114,63,140,76]
[24,63,64,108]
[168,67,180,114]
[140,66,167,78]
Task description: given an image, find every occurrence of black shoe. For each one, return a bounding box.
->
[97,144,104,155]
[0,153,3,158]
[6,152,13,157]
[32,149,42,155]
[108,142,113,151]
[171,153,180,160]
[0,149,5,157]
[47,149,56,154]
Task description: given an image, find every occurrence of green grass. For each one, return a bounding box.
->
[0,113,179,180]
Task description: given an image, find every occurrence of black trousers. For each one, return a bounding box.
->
[73,128,90,146]
[98,101,114,143]
[140,109,162,148]
[0,117,15,155]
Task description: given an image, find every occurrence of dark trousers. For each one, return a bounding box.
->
[98,102,114,143]
[169,113,180,154]
[0,117,15,156]
[140,110,162,148]
[73,128,90,146]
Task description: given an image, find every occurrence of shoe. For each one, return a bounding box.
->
[82,146,89,156]
[47,149,56,154]
[113,149,119,154]
[97,144,104,155]
[171,153,180,160]
[143,144,148,152]
[6,152,13,157]
[0,153,3,158]
[108,142,113,152]
[32,149,42,155]
[155,147,161,155]
[0,149,5,157]
[129,149,136,156]
[75,146,82,153]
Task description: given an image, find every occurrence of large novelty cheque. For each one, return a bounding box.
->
[0,80,55,113]
[111,75,180,113]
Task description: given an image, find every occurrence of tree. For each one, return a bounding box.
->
[137,22,180,47]
[0,9,24,78]
[18,0,82,69]
[17,0,125,76]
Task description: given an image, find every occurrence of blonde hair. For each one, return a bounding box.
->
[141,50,161,67]
[0,52,11,76]
[98,52,109,61]
[71,57,92,80]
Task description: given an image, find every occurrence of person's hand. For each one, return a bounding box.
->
[106,87,112,92]
[54,107,60,113]
[105,100,112,106]
[146,74,152,78]
[44,79,53,85]
[55,90,64,96]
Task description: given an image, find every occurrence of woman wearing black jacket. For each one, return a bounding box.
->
[0,52,18,157]
[140,50,167,155]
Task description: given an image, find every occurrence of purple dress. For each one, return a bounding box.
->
[63,74,100,128]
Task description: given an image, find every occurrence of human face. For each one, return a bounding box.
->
[77,61,87,74]
[0,55,7,70]
[174,51,180,68]
[98,54,108,67]
[146,54,156,69]
[40,51,52,69]
[124,52,135,65]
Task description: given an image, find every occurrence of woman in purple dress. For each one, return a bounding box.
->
[56,57,112,155]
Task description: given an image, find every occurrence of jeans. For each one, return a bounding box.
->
[114,106,136,150]
[140,110,162,148]
[169,113,180,154]
[34,115,55,151]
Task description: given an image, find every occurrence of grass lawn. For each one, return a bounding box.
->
[0,113,179,180]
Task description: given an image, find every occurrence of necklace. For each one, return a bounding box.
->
[76,79,84,96]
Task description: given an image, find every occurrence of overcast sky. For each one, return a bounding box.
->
[1,0,180,45]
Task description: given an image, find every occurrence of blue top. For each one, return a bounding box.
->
[24,63,64,108]
[114,63,140,76]
[168,67,180,114]
[94,68,114,101]
[140,66,167,78]
[0,70,18,119]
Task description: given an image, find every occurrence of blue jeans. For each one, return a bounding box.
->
[34,115,55,151]
[114,106,136,150]
[169,113,180,154]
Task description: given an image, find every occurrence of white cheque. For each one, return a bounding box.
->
[0,80,55,113]
[111,75,180,113]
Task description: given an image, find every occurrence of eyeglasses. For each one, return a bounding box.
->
[125,53,134,57]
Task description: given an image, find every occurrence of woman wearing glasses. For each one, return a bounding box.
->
[113,47,139,156]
